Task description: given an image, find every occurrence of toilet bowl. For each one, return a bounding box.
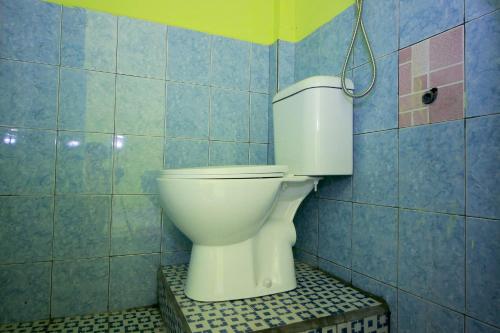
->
[158,165,320,301]
[158,76,353,301]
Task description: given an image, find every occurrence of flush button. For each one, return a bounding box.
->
[263,279,272,288]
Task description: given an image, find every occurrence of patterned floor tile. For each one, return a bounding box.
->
[0,320,49,333]
[159,263,389,333]
[0,307,166,333]
[108,307,166,333]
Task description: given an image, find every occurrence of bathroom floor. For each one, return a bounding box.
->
[0,306,166,333]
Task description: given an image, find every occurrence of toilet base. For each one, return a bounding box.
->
[181,176,319,302]
[185,231,296,302]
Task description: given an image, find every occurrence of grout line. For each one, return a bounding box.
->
[463,115,468,320]
[350,198,353,279]
[0,193,162,198]
[248,43,253,162]
[48,4,65,319]
[107,14,120,312]
[399,79,465,99]
[462,8,468,323]
[0,252,164,267]
[464,7,500,23]
[0,57,270,96]
[207,35,214,166]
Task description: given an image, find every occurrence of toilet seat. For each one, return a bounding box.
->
[159,165,289,179]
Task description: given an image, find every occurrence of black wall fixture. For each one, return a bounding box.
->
[422,87,438,105]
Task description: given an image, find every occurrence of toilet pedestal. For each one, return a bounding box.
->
[183,176,318,302]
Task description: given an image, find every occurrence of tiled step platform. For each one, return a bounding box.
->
[158,263,390,333]
[0,306,166,333]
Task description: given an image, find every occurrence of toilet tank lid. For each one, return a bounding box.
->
[272,76,354,103]
[160,165,289,178]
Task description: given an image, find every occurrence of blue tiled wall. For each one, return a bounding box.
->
[0,0,271,323]
[291,1,500,333]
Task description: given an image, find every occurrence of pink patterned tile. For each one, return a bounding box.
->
[429,82,463,123]
[400,93,424,112]
[399,47,412,63]
[412,109,429,126]
[430,63,463,87]
[413,74,428,91]
[429,26,464,70]
[399,112,412,128]
[399,63,412,95]
[412,39,429,76]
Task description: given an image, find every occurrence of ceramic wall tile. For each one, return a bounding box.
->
[293,248,319,268]
[0,196,53,264]
[465,11,500,117]
[167,27,210,84]
[466,115,500,219]
[294,30,321,82]
[399,0,464,48]
[466,217,500,327]
[51,258,109,317]
[59,68,115,133]
[250,44,270,93]
[267,143,275,165]
[56,132,113,194]
[249,143,268,165]
[318,199,352,267]
[0,60,58,129]
[61,7,117,72]
[353,130,398,206]
[465,0,500,21]
[162,214,191,252]
[0,0,61,64]
[277,41,295,90]
[353,0,398,66]
[209,141,249,166]
[399,120,465,214]
[211,36,250,90]
[210,88,249,142]
[111,195,162,255]
[352,273,398,332]
[113,135,163,194]
[53,195,111,259]
[115,75,165,136]
[161,251,191,266]
[466,318,500,333]
[250,93,269,143]
[166,82,209,139]
[353,53,398,134]
[0,128,56,195]
[318,258,352,283]
[399,209,465,311]
[398,290,464,333]
[109,254,160,310]
[268,42,278,97]
[0,262,51,323]
[352,204,398,286]
[318,6,355,75]
[294,194,319,255]
[318,176,353,201]
[164,139,209,169]
[117,17,166,79]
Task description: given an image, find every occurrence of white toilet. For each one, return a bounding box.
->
[158,76,353,302]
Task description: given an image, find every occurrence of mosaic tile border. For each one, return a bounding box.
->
[0,306,166,333]
[158,263,389,333]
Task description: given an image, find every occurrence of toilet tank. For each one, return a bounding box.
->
[272,76,353,176]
